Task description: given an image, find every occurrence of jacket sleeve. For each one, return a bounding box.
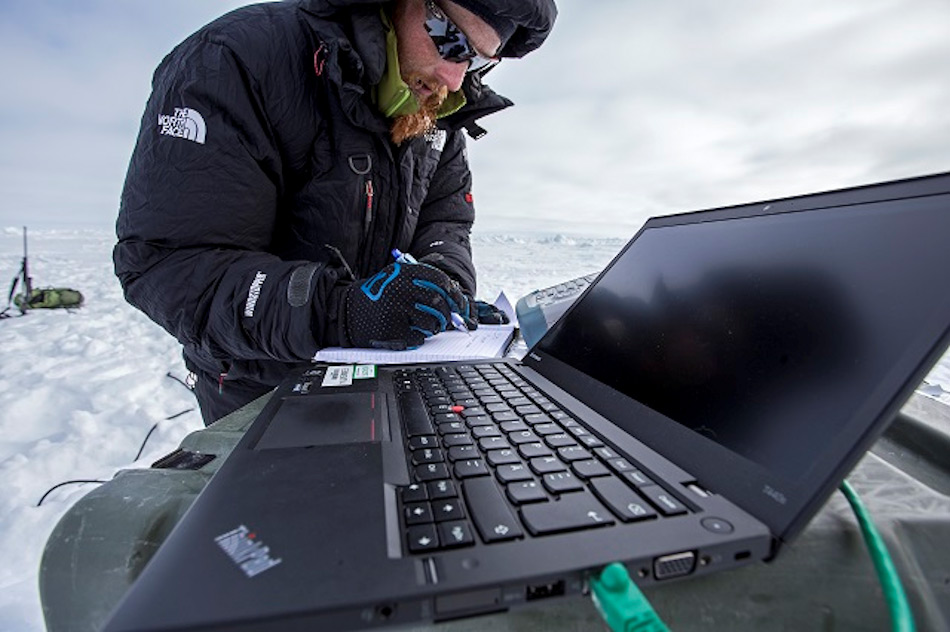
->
[114,36,343,365]
[409,129,478,296]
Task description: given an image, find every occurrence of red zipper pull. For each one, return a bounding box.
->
[218,372,227,395]
[364,180,375,231]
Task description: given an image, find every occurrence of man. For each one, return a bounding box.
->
[114,0,557,424]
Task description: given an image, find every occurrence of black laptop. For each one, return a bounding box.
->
[105,173,950,631]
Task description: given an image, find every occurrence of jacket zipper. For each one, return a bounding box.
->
[363,179,375,239]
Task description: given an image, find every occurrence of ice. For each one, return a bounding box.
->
[0,228,948,631]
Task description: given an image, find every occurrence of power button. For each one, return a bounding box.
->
[700,517,735,534]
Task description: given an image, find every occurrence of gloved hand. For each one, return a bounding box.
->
[338,261,471,350]
[473,299,510,325]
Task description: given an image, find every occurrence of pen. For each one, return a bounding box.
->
[392,249,470,335]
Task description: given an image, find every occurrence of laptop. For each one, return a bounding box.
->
[105,172,950,631]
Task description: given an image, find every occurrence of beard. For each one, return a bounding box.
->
[390,74,448,145]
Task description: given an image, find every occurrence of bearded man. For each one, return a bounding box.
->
[114,0,557,424]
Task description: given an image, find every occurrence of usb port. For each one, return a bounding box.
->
[653,551,696,579]
[525,580,565,601]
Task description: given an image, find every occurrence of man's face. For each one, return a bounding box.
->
[390,0,500,143]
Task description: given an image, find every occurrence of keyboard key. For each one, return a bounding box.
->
[496,463,534,483]
[432,499,466,521]
[438,521,475,548]
[607,458,636,473]
[428,479,457,499]
[492,411,520,423]
[624,470,656,488]
[545,434,578,448]
[515,405,542,416]
[412,447,444,465]
[485,448,521,466]
[572,459,611,479]
[565,425,590,438]
[461,407,488,418]
[479,437,511,451]
[405,501,433,525]
[400,391,434,437]
[465,415,494,427]
[486,403,512,413]
[639,485,689,516]
[557,446,591,462]
[408,435,438,450]
[415,463,449,481]
[590,478,658,522]
[500,420,530,433]
[442,433,473,447]
[401,483,428,503]
[455,459,490,478]
[524,413,550,425]
[447,445,478,461]
[577,434,604,449]
[407,524,440,552]
[507,480,548,505]
[520,492,614,535]
[437,421,466,435]
[472,425,502,439]
[533,423,562,436]
[508,396,532,407]
[594,447,621,460]
[529,456,567,475]
[509,430,541,445]
[463,478,524,543]
[542,471,584,494]
[518,442,553,458]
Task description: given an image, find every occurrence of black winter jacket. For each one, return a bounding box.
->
[114,0,527,391]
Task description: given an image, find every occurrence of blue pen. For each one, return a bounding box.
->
[392,249,470,334]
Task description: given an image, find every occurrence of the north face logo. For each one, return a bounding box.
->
[424,128,446,153]
[158,107,206,144]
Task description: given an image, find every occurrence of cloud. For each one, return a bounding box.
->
[1,0,949,234]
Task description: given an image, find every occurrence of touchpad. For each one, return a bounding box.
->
[255,392,382,449]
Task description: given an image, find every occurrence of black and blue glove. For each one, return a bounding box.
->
[338,261,471,350]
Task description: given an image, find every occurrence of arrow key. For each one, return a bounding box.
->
[407,524,440,553]
[433,499,466,522]
[438,520,475,548]
[404,501,433,525]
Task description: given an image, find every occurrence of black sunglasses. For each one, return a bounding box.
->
[423,0,499,72]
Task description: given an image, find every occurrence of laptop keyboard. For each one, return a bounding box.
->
[393,363,691,554]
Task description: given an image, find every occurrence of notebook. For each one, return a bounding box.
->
[104,172,950,631]
[314,293,517,365]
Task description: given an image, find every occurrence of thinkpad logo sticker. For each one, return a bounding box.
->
[157,107,207,144]
[214,525,282,578]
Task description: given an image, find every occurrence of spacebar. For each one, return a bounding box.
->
[520,491,614,536]
[463,478,523,543]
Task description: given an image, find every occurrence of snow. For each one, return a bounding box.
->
[1,228,948,631]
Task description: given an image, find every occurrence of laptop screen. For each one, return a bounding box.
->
[534,193,950,483]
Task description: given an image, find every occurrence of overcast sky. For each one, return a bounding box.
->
[1,0,949,237]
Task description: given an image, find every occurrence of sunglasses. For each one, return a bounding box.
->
[423,0,499,72]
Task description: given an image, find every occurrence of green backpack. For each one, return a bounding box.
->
[14,288,85,311]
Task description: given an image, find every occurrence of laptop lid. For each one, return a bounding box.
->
[523,172,950,542]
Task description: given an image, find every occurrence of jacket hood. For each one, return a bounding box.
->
[448,0,557,58]
[300,0,557,59]
[297,0,515,137]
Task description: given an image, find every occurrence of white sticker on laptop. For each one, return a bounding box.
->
[321,365,354,387]
[354,365,377,379]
